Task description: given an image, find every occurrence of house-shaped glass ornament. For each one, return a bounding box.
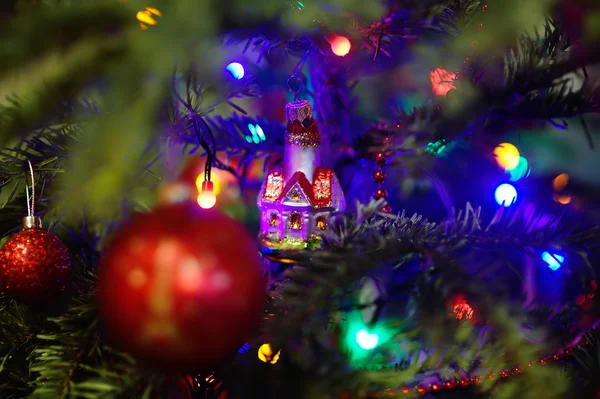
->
[257,100,346,252]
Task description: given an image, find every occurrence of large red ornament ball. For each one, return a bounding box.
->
[96,202,265,371]
[0,226,72,303]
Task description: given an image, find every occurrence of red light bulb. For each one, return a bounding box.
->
[330,35,351,56]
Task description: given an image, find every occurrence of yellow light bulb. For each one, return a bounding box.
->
[258,343,281,364]
[493,143,520,171]
[145,7,162,16]
[197,190,216,209]
[136,7,162,29]
[136,11,157,25]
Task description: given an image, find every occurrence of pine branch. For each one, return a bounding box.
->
[269,200,599,295]
[260,201,437,395]
[0,295,35,352]
[435,0,482,40]
[260,200,599,395]
[206,113,284,168]
[0,1,130,146]
[0,126,76,235]
[27,291,151,399]
[569,329,600,396]
[0,125,73,174]
[504,19,572,95]
[28,293,98,398]
[384,16,597,158]
[225,24,311,61]
[497,80,599,120]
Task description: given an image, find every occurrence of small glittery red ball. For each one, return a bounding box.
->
[375,153,387,166]
[0,227,71,303]
[381,205,392,214]
[373,169,386,184]
[374,188,388,199]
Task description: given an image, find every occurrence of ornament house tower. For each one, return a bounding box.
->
[257,100,346,250]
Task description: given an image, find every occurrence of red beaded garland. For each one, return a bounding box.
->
[415,384,425,394]
[0,227,72,303]
[374,188,388,200]
[372,145,391,213]
[366,330,596,397]
[373,169,386,184]
[445,380,457,389]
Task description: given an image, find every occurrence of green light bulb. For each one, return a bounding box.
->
[355,329,379,350]
[508,156,529,181]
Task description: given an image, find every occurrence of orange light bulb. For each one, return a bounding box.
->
[554,194,572,205]
[330,35,351,56]
[552,173,569,192]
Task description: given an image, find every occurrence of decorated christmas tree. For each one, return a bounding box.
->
[1,0,600,398]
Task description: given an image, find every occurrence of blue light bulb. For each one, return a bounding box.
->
[237,343,250,353]
[226,62,245,80]
[542,252,565,271]
[245,124,265,144]
[495,183,517,207]
[255,124,265,141]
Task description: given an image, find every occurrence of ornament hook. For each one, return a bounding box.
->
[26,160,35,217]
[287,47,311,102]
[23,161,41,229]
[286,75,303,102]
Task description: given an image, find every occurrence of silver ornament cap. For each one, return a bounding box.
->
[286,100,313,123]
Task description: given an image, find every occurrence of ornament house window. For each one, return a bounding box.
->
[316,215,327,230]
[289,187,303,203]
[269,212,279,226]
[289,212,302,230]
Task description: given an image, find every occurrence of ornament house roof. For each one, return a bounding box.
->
[258,167,340,210]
